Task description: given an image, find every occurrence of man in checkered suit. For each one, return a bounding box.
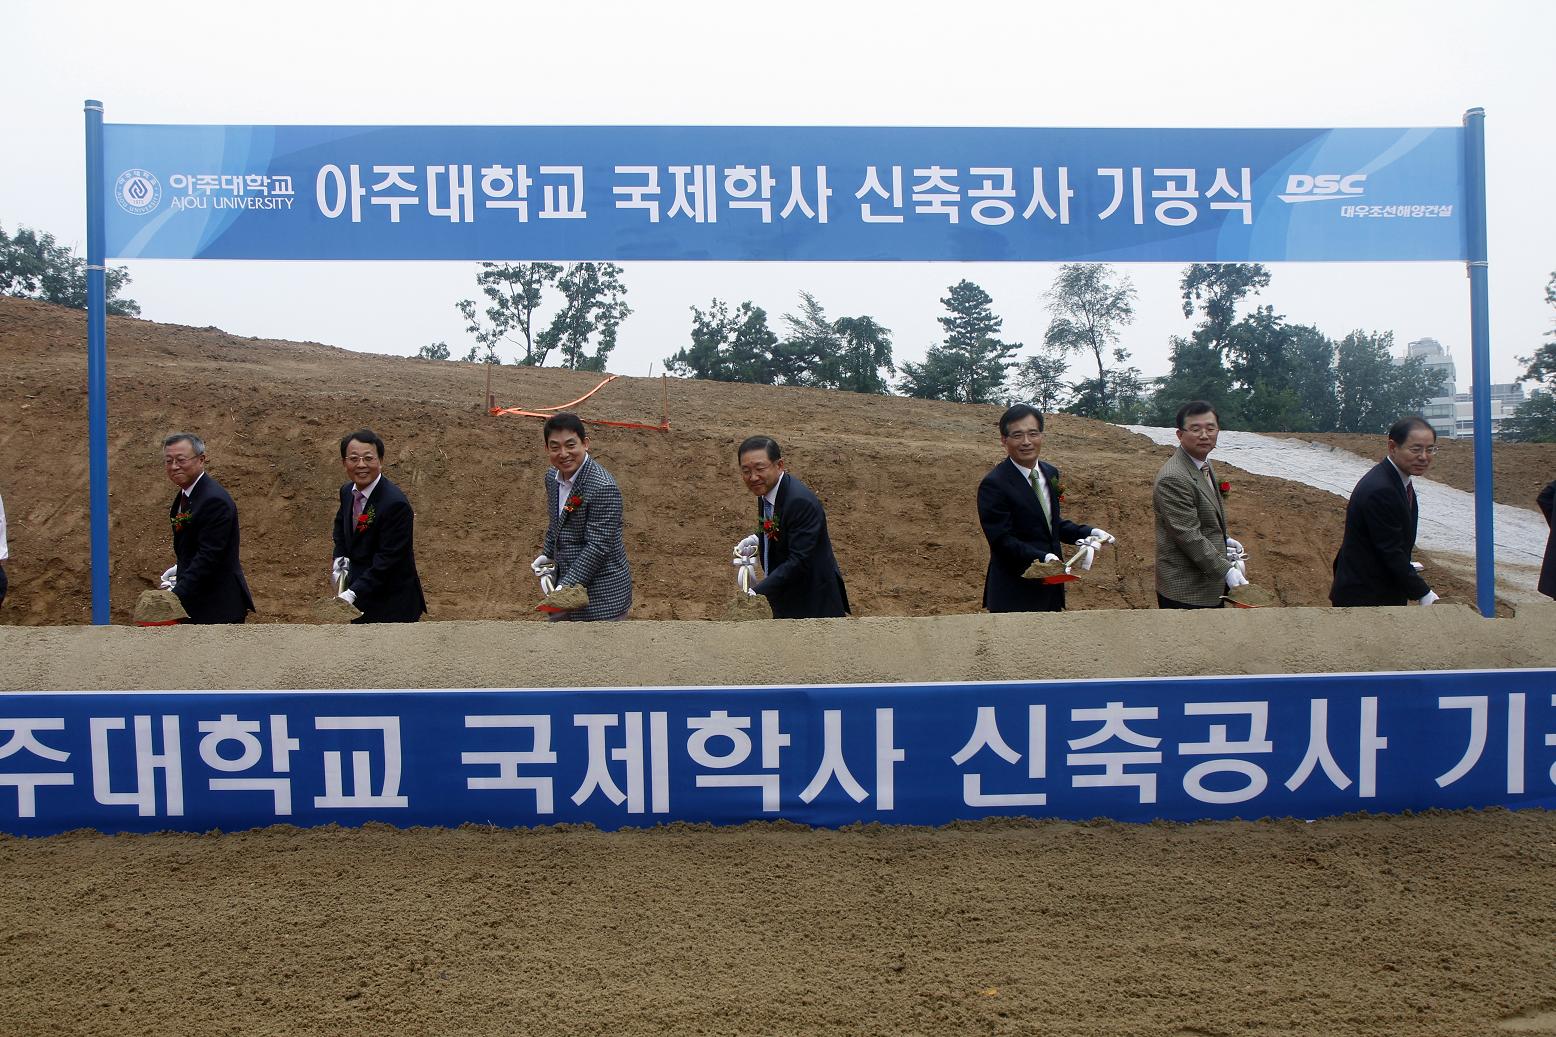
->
[541,413,633,621]
[1152,400,1246,609]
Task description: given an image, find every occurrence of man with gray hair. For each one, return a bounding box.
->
[162,432,254,623]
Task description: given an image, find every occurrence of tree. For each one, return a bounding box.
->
[1503,272,1556,442]
[416,341,451,361]
[831,315,895,394]
[539,262,631,372]
[1068,361,1150,423]
[663,299,778,383]
[455,261,562,365]
[1289,323,1339,433]
[777,291,841,386]
[1334,330,1439,433]
[1010,349,1070,411]
[1042,264,1137,418]
[1149,335,1240,427]
[1,222,140,316]
[1501,391,1556,443]
[1180,263,1270,354]
[899,280,1019,403]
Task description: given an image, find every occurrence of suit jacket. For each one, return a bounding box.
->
[1537,480,1555,600]
[170,474,254,624]
[978,458,1093,613]
[1329,459,1431,607]
[754,473,849,620]
[1152,446,1232,607]
[543,456,633,621]
[333,476,427,623]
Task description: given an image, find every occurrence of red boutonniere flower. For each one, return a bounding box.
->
[355,505,376,534]
[1051,479,1065,504]
[564,494,583,514]
[171,510,192,532]
[758,511,782,541]
[1219,480,1231,499]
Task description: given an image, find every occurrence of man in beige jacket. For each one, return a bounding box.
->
[1152,400,1248,609]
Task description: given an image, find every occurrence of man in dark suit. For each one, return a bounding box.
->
[162,432,254,624]
[1329,416,1438,607]
[537,413,633,621]
[1537,480,1555,600]
[738,435,849,619]
[978,405,1110,613]
[332,428,427,624]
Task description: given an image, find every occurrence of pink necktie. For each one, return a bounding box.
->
[352,488,365,520]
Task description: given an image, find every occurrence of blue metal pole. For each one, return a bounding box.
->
[84,100,110,624]
[1463,107,1494,618]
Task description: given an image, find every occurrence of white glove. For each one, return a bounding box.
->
[1066,543,1096,574]
[1225,568,1249,589]
[1413,590,1439,606]
[337,589,357,606]
[1042,553,1060,564]
[1225,537,1248,577]
[734,534,760,557]
[1409,561,1425,572]
[1088,528,1115,544]
[159,566,178,590]
[530,553,555,577]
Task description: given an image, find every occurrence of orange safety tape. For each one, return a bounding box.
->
[489,407,669,432]
[530,374,618,412]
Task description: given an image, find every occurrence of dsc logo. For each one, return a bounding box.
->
[1279,174,1367,203]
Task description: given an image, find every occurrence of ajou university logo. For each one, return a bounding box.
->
[114,168,162,215]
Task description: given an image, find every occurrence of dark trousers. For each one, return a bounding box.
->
[0,562,7,607]
[1157,592,1223,610]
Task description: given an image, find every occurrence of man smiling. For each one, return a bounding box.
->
[978,405,1109,613]
[1152,401,1246,609]
[537,413,632,621]
[738,434,848,619]
[331,428,426,623]
[161,432,254,624]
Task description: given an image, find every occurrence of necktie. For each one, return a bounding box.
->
[1406,482,1415,509]
[352,488,365,522]
[761,498,772,571]
[1029,471,1052,525]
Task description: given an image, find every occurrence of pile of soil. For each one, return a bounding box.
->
[1,296,1532,626]
[1,812,1552,1036]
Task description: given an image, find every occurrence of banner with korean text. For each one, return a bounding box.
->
[102,125,1466,263]
[2,669,1550,836]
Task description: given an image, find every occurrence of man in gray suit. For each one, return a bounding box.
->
[536,412,632,621]
[1152,400,1248,609]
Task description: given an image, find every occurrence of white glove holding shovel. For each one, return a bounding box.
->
[1069,528,1116,573]
[732,534,760,596]
[159,566,178,591]
[531,553,557,596]
[1225,537,1248,578]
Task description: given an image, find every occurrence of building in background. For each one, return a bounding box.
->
[1394,338,1524,440]
[1400,337,1457,438]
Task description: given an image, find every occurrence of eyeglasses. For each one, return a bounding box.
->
[1402,446,1438,456]
[344,454,380,464]
[163,455,200,468]
[1004,431,1043,442]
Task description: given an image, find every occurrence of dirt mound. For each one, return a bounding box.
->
[0,297,1499,624]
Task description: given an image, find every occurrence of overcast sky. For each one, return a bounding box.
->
[5,0,1552,391]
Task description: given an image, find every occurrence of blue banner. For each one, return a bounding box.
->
[1,669,1550,836]
[101,125,1466,263]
